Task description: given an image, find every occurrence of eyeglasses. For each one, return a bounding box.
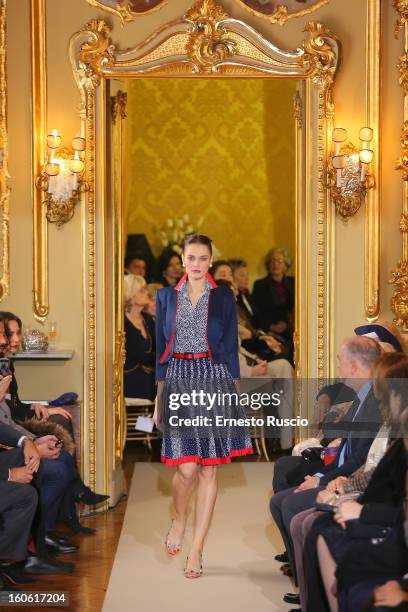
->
[271,258,285,264]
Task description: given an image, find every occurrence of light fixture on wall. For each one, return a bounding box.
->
[327,126,375,221]
[35,129,87,227]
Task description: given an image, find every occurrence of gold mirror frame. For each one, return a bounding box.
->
[69,0,340,492]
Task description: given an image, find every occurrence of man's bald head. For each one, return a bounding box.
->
[338,336,382,388]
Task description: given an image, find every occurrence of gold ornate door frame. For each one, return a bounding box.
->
[69,0,340,496]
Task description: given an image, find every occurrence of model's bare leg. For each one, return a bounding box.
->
[317,535,338,612]
[186,465,218,573]
[167,462,199,550]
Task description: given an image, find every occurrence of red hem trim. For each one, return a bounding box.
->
[160,447,254,466]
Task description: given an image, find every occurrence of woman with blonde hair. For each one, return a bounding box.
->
[124,274,156,401]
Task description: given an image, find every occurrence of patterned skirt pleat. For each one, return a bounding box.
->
[161,357,253,465]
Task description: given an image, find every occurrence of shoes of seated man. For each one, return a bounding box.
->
[74,486,110,507]
[45,533,79,554]
[274,552,288,563]
[51,531,71,543]
[283,593,300,605]
[24,555,74,575]
[1,562,36,584]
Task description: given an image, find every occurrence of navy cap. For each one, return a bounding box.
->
[354,324,403,353]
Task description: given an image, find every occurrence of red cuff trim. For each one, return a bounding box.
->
[160,447,254,466]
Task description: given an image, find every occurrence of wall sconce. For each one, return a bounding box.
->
[35,129,87,227]
[327,126,375,221]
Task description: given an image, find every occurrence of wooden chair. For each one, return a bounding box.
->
[125,397,158,449]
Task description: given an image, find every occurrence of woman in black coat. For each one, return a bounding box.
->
[252,248,294,358]
[124,274,156,401]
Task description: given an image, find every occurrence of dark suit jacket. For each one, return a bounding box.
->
[236,291,267,331]
[252,274,295,328]
[155,272,239,380]
[319,388,382,486]
[0,422,25,480]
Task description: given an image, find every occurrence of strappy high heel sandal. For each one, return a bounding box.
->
[183,555,203,579]
[164,519,184,556]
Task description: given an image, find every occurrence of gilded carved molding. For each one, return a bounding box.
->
[0,0,9,302]
[391,0,408,331]
[111,89,127,124]
[31,0,48,321]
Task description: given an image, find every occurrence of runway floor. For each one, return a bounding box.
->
[103,462,292,612]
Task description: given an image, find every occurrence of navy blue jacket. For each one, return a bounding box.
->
[155,272,240,381]
[319,388,382,486]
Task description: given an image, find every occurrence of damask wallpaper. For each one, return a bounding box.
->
[124,78,296,282]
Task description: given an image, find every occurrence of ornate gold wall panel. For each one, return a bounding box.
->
[0,0,9,301]
[364,0,381,321]
[111,89,127,466]
[70,0,340,485]
[31,0,48,322]
[391,0,408,330]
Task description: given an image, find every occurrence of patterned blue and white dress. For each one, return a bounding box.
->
[161,277,253,465]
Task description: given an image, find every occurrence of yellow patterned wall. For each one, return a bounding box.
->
[124,78,296,282]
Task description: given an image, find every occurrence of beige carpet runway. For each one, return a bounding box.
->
[103,462,291,612]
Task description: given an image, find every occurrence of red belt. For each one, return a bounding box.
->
[172,351,210,359]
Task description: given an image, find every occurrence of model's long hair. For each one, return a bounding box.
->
[183,233,212,255]
[372,352,408,425]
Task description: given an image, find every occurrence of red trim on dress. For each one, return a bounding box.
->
[160,447,254,466]
[175,273,187,291]
[206,271,218,288]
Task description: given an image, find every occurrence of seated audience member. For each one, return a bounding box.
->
[215,260,292,361]
[0,420,39,588]
[124,275,156,401]
[217,279,295,450]
[289,352,404,611]
[228,258,266,330]
[273,322,404,494]
[0,375,75,578]
[1,312,108,534]
[156,248,182,287]
[252,247,294,345]
[211,260,235,285]
[238,298,291,363]
[273,382,356,494]
[144,283,163,319]
[269,336,382,595]
[309,358,408,612]
[124,252,147,278]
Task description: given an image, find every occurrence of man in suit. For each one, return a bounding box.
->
[269,336,382,604]
[0,420,39,582]
[228,258,267,331]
